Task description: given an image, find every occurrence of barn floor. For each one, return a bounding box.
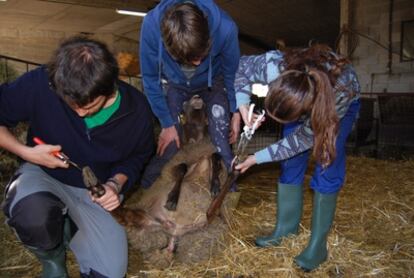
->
[0,153,413,277]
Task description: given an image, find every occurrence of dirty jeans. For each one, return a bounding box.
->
[141,79,234,188]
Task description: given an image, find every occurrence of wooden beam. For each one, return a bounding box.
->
[37,0,158,11]
[239,32,273,51]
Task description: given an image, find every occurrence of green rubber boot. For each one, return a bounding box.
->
[294,191,338,271]
[26,216,73,278]
[255,183,303,247]
[27,242,68,278]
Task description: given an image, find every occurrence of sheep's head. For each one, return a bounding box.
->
[181,95,208,144]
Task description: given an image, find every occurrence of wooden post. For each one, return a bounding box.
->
[339,0,352,56]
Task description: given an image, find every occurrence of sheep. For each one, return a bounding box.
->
[111,95,240,266]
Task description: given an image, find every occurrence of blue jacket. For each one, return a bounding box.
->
[0,67,155,192]
[140,0,240,128]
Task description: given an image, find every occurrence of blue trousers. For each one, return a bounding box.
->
[141,79,233,188]
[279,100,360,193]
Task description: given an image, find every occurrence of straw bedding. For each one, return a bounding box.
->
[0,153,413,277]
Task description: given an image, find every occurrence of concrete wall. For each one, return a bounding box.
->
[2,0,413,93]
[350,0,414,93]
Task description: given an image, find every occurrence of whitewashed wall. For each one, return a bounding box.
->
[350,0,414,93]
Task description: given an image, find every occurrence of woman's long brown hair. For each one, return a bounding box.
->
[265,44,350,167]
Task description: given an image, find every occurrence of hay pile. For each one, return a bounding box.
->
[1,155,413,277]
[117,52,139,76]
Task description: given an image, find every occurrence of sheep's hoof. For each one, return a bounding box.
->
[164,200,177,211]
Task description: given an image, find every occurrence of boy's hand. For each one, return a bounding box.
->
[90,184,121,211]
[24,144,69,169]
[157,126,180,156]
[229,112,241,144]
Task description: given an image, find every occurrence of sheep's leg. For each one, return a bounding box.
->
[210,152,222,197]
[166,236,179,253]
[207,169,241,223]
[164,163,188,211]
[111,207,160,229]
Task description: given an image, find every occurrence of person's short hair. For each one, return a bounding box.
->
[48,36,119,107]
[161,3,211,65]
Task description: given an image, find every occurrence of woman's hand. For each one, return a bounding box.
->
[238,104,265,129]
[234,155,257,173]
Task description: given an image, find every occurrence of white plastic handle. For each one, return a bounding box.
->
[247,103,255,123]
[251,110,265,135]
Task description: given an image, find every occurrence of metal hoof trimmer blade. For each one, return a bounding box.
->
[207,103,265,222]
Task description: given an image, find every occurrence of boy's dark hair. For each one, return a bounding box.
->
[48,36,119,107]
[161,3,211,65]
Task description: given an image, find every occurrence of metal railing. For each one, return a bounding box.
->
[0,54,142,90]
[3,54,413,159]
[246,93,414,159]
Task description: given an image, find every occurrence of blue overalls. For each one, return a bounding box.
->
[279,100,360,193]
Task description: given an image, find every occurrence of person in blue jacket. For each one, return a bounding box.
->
[139,0,241,188]
[234,44,361,271]
[0,36,154,278]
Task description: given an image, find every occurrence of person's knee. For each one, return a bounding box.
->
[310,154,346,193]
[209,104,228,125]
[140,142,179,188]
[7,192,66,249]
[2,173,21,218]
